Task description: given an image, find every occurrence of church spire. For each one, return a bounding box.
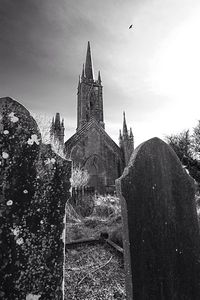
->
[123,111,128,136]
[78,75,81,91]
[119,129,122,147]
[81,64,85,79]
[55,112,61,129]
[130,127,133,139]
[85,41,94,80]
[98,70,101,84]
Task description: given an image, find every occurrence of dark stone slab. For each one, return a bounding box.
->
[0,97,71,299]
[116,137,200,300]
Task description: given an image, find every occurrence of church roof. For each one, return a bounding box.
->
[65,119,123,159]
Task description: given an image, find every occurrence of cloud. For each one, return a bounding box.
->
[1,0,200,148]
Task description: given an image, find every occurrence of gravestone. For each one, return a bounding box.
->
[117,137,200,300]
[0,97,71,299]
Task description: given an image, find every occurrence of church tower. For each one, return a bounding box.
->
[119,112,134,165]
[50,113,65,147]
[77,41,105,130]
[65,42,134,193]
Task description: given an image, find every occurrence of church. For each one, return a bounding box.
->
[51,42,134,193]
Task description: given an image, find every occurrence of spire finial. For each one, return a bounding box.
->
[98,70,101,84]
[85,41,94,80]
[123,111,128,136]
[81,64,85,79]
[55,113,61,129]
[130,127,133,139]
[78,75,81,89]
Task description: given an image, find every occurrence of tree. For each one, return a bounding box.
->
[165,130,192,162]
[31,112,66,159]
[165,126,200,186]
[191,120,200,159]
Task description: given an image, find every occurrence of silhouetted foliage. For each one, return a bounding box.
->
[166,126,200,186]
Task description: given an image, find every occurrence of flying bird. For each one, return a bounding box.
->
[129,24,133,29]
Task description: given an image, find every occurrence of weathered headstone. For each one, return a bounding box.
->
[0,97,71,299]
[117,137,200,300]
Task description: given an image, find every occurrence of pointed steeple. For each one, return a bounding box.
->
[123,111,128,136]
[119,129,123,147]
[81,64,85,79]
[50,116,54,136]
[55,112,61,129]
[98,70,101,84]
[129,127,133,139]
[78,75,81,89]
[51,116,54,127]
[85,41,94,80]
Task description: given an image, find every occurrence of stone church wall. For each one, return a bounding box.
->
[69,126,123,194]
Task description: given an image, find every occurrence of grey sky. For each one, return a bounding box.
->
[0,0,200,146]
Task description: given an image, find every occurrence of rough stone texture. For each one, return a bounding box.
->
[117,137,200,300]
[65,119,124,194]
[0,97,71,299]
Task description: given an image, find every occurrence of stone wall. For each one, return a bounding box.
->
[66,120,124,194]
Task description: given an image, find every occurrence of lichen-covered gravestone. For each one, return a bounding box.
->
[117,137,200,300]
[0,97,71,299]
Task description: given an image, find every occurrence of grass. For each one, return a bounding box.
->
[65,243,125,300]
[65,194,124,299]
[66,194,122,245]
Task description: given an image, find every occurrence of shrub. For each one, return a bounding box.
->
[93,194,121,220]
[94,204,115,218]
[70,166,89,190]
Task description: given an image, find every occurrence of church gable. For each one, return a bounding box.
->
[65,120,124,192]
[65,120,122,160]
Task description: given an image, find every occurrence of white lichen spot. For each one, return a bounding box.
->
[45,158,51,165]
[152,183,157,190]
[2,152,9,159]
[46,158,53,165]
[11,226,20,236]
[51,158,56,164]
[27,134,40,146]
[23,189,28,194]
[40,220,44,224]
[45,157,56,165]
[6,200,13,206]
[3,130,9,135]
[9,112,19,123]
[26,294,41,300]
[16,237,24,245]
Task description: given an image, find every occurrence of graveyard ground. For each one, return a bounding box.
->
[65,195,125,300]
[65,243,125,300]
